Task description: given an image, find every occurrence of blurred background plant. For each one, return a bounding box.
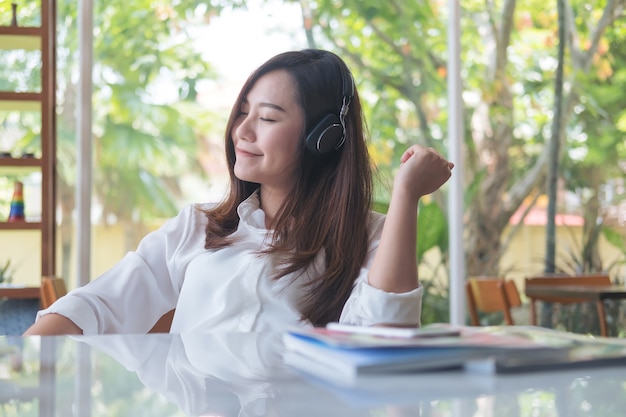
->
[0,259,13,284]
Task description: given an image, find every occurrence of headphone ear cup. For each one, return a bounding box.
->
[305,113,344,155]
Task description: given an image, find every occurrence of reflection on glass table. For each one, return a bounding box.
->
[2,332,626,417]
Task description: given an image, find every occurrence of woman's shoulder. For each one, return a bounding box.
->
[184,202,220,224]
[176,202,218,214]
[159,202,218,231]
[190,202,219,213]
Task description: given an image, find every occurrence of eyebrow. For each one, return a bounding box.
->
[242,98,287,113]
[260,102,287,112]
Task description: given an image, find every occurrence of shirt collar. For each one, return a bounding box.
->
[237,190,270,233]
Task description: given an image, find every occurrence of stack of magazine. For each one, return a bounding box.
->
[282,323,626,383]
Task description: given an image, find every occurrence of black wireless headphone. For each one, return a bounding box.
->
[305,68,355,156]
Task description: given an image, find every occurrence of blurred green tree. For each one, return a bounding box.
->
[297,0,625,280]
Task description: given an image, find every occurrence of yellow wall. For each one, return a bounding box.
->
[1,230,41,286]
[1,223,154,289]
[501,224,626,289]
[415,224,626,297]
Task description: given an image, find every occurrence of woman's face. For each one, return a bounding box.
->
[232,70,305,193]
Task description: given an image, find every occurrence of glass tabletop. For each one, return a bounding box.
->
[2,332,626,417]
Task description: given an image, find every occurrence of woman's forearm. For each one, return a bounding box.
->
[368,188,420,293]
[22,313,83,336]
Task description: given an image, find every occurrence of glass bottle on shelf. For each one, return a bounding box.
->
[11,3,18,27]
[8,181,25,222]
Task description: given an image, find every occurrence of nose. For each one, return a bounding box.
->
[234,114,255,143]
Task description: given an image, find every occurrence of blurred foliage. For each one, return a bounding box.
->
[303,0,625,320]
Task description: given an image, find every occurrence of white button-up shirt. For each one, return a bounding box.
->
[39,193,423,334]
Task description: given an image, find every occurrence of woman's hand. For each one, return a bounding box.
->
[394,144,454,203]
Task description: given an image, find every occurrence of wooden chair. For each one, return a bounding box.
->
[524,274,612,335]
[466,277,522,326]
[40,276,67,309]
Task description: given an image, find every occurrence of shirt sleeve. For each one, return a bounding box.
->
[338,212,423,327]
[36,204,209,334]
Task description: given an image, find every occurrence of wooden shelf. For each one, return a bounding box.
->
[0,158,42,179]
[0,26,41,50]
[0,286,40,300]
[0,26,42,36]
[0,91,42,101]
[0,157,42,167]
[0,92,42,111]
[0,0,57,280]
[0,222,42,230]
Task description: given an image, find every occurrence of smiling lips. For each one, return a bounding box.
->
[236,147,262,157]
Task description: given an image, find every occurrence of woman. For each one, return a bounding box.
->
[24,49,453,335]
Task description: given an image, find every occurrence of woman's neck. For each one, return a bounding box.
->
[259,187,288,229]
